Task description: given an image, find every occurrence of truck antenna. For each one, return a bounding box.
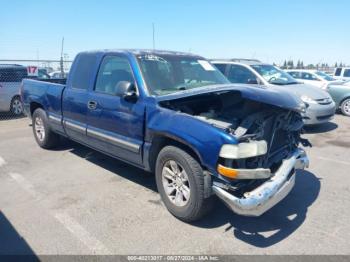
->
[60,37,64,77]
[152,23,155,50]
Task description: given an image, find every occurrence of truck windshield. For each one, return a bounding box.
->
[251,65,298,85]
[137,54,229,95]
[315,71,335,81]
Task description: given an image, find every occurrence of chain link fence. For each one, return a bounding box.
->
[0,59,72,121]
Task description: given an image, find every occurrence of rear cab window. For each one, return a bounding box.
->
[343,69,350,77]
[70,54,99,90]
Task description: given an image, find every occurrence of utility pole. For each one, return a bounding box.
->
[152,23,155,50]
[60,37,64,77]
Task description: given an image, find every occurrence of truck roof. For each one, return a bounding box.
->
[79,49,203,58]
[210,58,262,65]
[0,64,26,69]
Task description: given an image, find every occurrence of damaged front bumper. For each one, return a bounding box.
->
[212,148,309,217]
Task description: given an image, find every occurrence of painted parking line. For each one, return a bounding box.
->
[315,156,350,166]
[8,172,111,254]
[0,156,6,167]
[54,212,111,254]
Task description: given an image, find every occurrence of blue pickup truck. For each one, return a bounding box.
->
[21,49,309,222]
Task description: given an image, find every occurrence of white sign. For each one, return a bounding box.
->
[27,66,38,77]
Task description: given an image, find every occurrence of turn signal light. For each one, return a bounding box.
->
[217,164,238,179]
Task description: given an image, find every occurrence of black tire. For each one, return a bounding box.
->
[32,108,60,149]
[10,96,24,116]
[340,98,350,116]
[155,146,213,222]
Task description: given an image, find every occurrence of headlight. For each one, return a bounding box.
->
[301,95,317,105]
[219,140,267,159]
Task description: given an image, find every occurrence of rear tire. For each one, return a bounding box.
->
[10,96,23,116]
[155,146,213,222]
[32,108,60,149]
[340,98,350,116]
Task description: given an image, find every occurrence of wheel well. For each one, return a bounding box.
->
[148,135,202,173]
[30,102,43,116]
[340,96,350,107]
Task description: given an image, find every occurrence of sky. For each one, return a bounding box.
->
[1,0,349,65]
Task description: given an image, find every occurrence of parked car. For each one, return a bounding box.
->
[328,80,350,116]
[49,70,68,79]
[21,49,309,221]
[333,67,350,81]
[0,64,27,115]
[286,69,342,90]
[211,59,336,125]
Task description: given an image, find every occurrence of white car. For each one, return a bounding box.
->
[286,69,343,90]
[333,67,350,81]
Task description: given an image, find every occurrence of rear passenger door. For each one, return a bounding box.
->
[86,55,145,165]
[62,53,99,144]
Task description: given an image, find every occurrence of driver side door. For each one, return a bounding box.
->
[86,54,145,166]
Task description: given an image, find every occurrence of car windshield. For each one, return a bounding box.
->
[251,64,298,85]
[137,54,229,96]
[315,71,335,81]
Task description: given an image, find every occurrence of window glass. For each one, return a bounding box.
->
[301,72,319,81]
[343,69,350,77]
[334,68,342,76]
[95,56,134,95]
[137,55,228,96]
[71,54,98,89]
[0,68,27,82]
[213,64,227,74]
[288,71,301,79]
[228,65,257,84]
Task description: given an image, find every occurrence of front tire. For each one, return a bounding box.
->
[32,108,60,149]
[155,146,213,222]
[340,98,350,116]
[10,96,23,116]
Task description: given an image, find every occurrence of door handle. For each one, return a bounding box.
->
[87,100,97,110]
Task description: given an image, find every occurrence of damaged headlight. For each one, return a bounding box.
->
[219,140,268,159]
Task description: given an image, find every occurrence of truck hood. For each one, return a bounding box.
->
[156,84,305,113]
[280,83,331,100]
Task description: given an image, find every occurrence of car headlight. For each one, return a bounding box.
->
[219,140,267,159]
[301,95,317,105]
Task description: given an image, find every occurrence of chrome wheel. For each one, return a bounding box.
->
[342,99,350,116]
[11,98,23,115]
[34,117,46,142]
[162,160,191,207]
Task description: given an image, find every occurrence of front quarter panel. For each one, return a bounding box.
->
[328,85,350,108]
[146,102,238,173]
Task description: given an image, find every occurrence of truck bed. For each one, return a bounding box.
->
[21,78,66,118]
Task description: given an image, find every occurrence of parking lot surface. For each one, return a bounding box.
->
[0,114,349,255]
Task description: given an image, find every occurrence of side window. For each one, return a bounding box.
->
[343,69,350,77]
[334,68,342,76]
[288,72,301,79]
[228,65,257,84]
[71,54,98,90]
[95,55,134,95]
[213,64,227,74]
[301,72,319,81]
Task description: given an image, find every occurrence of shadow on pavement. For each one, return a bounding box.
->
[57,139,157,192]
[56,140,320,248]
[303,121,338,134]
[0,212,38,260]
[193,170,320,248]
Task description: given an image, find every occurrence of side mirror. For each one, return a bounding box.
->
[115,81,138,102]
[247,78,259,85]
